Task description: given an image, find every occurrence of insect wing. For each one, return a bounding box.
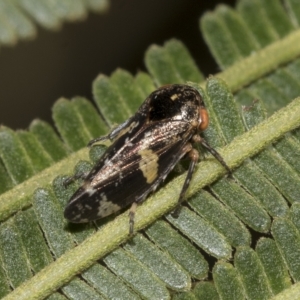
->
[64,121,193,223]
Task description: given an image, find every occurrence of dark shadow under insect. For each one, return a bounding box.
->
[64,84,230,234]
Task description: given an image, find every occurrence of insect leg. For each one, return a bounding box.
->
[129,202,138,235]
[193,135,231,174]
[172,146,199,217]
[88,117,136,147]
[63,172,89,187]
[87,135,110,147]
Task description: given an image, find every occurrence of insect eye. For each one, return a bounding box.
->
[198,107,209,131]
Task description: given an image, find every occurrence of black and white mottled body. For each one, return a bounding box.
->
[64,84,229,233]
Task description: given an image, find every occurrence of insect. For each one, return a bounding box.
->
[64,84,230,233]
